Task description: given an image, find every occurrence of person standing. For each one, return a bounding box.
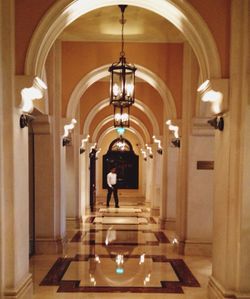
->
[106,167,119,208]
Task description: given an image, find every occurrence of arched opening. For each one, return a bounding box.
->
[103,137,139,189]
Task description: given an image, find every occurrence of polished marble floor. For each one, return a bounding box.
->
[30,203,211,298]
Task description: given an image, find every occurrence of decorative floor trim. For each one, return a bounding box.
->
[70,230,170,245]
[85,216,95,223]
[148,217,157,224]
[40,254,200,293]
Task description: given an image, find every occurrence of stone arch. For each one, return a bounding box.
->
[92,115,151,143]
[25,0,221,81]
[83,98,160,136]
[98,126,145,148]
[66,64,176,119]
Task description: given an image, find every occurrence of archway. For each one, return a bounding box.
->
[25,0,221,82]
[82,98,160,137]
[91,115,151,143]
[66,64,176,120]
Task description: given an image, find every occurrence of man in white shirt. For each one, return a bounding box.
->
[106,167,119,208]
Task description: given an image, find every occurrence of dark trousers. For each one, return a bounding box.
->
[106,185,119,207]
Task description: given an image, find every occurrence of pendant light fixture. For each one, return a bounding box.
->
[109,5,136,127]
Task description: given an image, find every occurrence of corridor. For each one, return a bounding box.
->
[31,202,211,298]
[1,1,249,299]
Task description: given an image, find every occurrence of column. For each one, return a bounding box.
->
[145,145,153,204]
[175,43,193,254]
[208,1,250,297]
[159,122,168,227]
[46,41,66,238]
[166,141,178,230]
[151,145,161,216]
[0,1,32,297]
[65,119,81,229]
[33,115,66,253]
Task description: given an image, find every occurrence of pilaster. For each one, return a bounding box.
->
[1,1,32,298]
[32,115,65,253]
[208,1,250,297]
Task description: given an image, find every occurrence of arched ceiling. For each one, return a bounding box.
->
[60,5,185,144]
[59,5,185,43]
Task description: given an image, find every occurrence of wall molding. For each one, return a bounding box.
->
[208,276,250,299]
[184,239,212,256]
[4,273,32,299]
[35,236,67,254]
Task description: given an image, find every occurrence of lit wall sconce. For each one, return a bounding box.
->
[152,135,162,154]
[166,120,180,148]
[62,118,77,146]
[89,143,98,158]
[95,148,101,160]
[145,144,153,159]
[80,134,90,154]
[140,148,147,161]
[197,80,223,114]
[207,116,224,131]
[20,76,47,128]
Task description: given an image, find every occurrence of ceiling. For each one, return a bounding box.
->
[59,5,185,43]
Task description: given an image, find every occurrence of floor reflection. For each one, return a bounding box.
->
[37,206,209,296]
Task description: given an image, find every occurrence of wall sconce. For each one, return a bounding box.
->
[166,120,180,148]
[140,148,147,161]
[145,144,153,159]
[197,80,223,114]
[62,118,77,146]
[80,134,90,154]
[152,135,162,154]
[95,148,101,160]
[89,144,97,159]
[20,76,47,128]
[171,138,180,148]
[207,116,224,131]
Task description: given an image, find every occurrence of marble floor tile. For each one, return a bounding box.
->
[31,204,211,299]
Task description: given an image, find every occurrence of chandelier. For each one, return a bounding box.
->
[109,5,136,127]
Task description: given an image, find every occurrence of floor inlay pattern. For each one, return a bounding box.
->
[70,230,170,245]
[32,204,211,298]
[40,254,200,293]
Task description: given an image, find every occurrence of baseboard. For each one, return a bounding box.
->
[159,218,176,230]
[150,207,160,216]
[35,236,67,254]
[208,276,250,299]
[4,273,33,299]
[66,217,81,229]
[184,239,212,256]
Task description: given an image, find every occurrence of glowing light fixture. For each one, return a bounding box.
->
[80,134,90,154]
[140,148,147,161]
[197,80,223,114]
[113,105,130,127]
[145,144,153,159]
[166,120,180,148]
[116,127,125,136]
[109,5,136,127]
[20,76,47,128]
[62,118,77,146]
[152,135,162,154]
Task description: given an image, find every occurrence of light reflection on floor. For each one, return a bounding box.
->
[31,203,212,298]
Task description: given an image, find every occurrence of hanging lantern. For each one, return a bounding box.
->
[113,105,130,128]
[109,5,136,109]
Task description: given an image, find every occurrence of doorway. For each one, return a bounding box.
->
[102,138,139,189]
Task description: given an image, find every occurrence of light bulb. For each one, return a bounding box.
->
[113,83,120,97]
